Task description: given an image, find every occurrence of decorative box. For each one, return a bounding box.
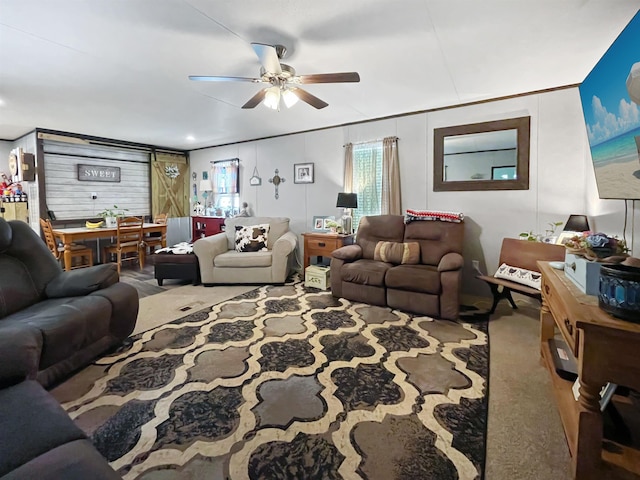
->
[564,252,602,295]
[305,265,330,290]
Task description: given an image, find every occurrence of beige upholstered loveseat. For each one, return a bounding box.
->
[193,216,297,285]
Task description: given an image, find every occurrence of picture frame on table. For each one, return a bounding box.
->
[294,163,314,184]
[557,231,581,246]
[313,215,334,232]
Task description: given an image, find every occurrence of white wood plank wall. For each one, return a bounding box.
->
[44,140,151,220]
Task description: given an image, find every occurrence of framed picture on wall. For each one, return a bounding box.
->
[294,163,314,184]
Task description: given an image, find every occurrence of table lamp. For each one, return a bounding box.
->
[336,192,358,235]
[563,214,590,232]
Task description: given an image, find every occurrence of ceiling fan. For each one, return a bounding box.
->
[189,43,360,110]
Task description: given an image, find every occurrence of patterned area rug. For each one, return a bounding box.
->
[52,281,490,480]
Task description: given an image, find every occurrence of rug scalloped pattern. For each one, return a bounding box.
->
[54,281,489,480]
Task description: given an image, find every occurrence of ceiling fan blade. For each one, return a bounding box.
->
[189,75,262,83]
[242,89,268,109]
[251,43,282,74]
[290,87,328,109]
[298,72,360,84]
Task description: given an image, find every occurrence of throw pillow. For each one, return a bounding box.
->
[235,224,270,252]
[374,241,420,265]
[494,263,542,290]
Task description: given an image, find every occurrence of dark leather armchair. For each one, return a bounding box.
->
[331,215,464,320]
[0,218,138,388]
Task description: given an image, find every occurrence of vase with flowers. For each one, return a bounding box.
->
[564,232,628,262]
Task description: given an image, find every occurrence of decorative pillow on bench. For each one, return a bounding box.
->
[494,263,542,290]
[235,224,269,252]
[374,241,420,265]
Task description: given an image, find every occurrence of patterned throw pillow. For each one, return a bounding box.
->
[235,224,270,252]
[374,241,420,265]
[494,263,542,290]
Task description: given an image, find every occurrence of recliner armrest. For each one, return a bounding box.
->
[332,244,362,262]
[44,264,119,299]
[0,326,41,387]
[437,252,464,272]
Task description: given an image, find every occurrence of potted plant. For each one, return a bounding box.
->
[98,205,128,228]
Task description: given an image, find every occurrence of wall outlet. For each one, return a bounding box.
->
[91,192,97,200]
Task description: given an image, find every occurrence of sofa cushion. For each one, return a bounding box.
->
[403,219,464,266]
[355,215,406,260]
[341,259,392,287]
[385,264,441,294]
[0,255,40,319]
[3,439,121,480]
[374,241,420,265]
[235,224,269,252]
[1,297,112,369]
[214,250,273,268]
[0,380,86,477]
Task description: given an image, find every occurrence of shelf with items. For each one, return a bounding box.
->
[192,216,225,241]
[538,261,640,480]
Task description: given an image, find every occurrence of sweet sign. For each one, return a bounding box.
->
[77,164,121,182]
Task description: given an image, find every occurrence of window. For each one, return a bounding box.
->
[351,141,383,230]
[211,158,240,217]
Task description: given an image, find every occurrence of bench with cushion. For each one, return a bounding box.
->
[477,237,565,314]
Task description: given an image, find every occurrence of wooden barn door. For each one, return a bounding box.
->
[151,152,189,219]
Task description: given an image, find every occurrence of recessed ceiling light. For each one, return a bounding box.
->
[0,98,6,107]
[186,135,195,142]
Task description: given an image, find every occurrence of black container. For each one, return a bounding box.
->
[598,264,640,322]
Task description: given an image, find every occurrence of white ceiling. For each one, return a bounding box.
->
[1,1,639,150]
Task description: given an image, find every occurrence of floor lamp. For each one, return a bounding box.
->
[336,193,358,235]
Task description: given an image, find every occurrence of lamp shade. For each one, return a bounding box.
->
[336,193,358,209]
[564,214,590,232]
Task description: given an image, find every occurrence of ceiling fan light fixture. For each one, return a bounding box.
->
[282,89,299,108]
[263,86,280,110]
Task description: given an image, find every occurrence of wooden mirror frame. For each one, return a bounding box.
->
[433,116,530,191]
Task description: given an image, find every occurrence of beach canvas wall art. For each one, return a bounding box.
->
[579,10,640,199]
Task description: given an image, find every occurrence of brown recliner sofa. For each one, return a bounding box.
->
[330,215,464,320]
[0,218,138,388]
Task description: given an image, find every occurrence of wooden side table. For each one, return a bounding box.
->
[302,232,354,269]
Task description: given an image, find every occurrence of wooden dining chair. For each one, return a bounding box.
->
[144,212,167,254]
[39,218,94,269]
[103,216,145,274]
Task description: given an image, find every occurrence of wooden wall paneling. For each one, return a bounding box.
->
[42,140,151,220]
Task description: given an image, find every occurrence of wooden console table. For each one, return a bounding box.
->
[302,232,354,269]
[538,261,640,480]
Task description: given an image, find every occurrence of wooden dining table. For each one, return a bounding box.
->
[52,223,167,271]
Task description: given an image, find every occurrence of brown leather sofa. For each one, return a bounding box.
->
[330,215,464,320]
[0,218,138,388]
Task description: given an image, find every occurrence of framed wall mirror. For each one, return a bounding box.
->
[433,116,530,191]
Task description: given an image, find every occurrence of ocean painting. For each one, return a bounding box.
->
[579,10,640,199]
